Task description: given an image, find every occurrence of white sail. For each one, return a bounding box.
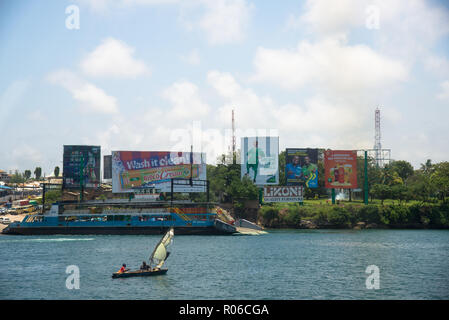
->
[150,227,174,269]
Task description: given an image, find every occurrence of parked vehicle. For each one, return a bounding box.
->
[6,209,17,215]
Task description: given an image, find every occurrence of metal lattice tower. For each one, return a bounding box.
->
[374,108,382,166]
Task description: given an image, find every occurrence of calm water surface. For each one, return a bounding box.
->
[1,229,448,299]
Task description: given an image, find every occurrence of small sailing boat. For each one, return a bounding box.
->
[112,227,174,278]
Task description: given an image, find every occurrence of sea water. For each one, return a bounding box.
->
[0,229,448,299]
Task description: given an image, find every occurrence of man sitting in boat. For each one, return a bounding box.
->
[140,261,150,271]
[118,264,129,274]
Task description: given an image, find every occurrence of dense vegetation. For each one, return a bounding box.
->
[259,202,449,229]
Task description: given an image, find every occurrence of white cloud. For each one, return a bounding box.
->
[297,0,365,35]
[78,0,252,46]
[47,69,119,114]
[77,0,180,12]
[10,144,44,169]
[297,0,449,38]
[251,37,408,93]
[198,0,252,45]
[80,38,149,78]
[207,70,372,150]
[292,0,449,62]
[437,81,449,101]
[162,80,210,119]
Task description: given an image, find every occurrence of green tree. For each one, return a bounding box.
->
[381,164,403,186]
[357,155,382,200]
[371,184,392,205]
[9,170,25,184]
[24,170,32,181]
[407,172,436,203]
[54,166,60,177]
[390,160,414,183]
[278,150,286,185]
[431,162,449,202]
[391,184,409,203]
[420,159,434,174]
[34,167,42,180]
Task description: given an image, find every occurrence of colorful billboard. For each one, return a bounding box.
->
[324,150,358,189]
[285,148,318,188]
[263,186,303,202]
[111,151,206,193]
[241,136,279,186]
[63,145,101,189]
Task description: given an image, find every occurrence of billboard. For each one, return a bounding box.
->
[63,145,101,189]
[111,151,206,193]
[324,150,358,189]
[263,186,303,202]
[103,155,112,180]
[241,136,279,186]
[285,148,318,188]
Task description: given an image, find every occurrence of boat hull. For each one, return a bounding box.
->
[112,269,168,278]
[2,225,234,235]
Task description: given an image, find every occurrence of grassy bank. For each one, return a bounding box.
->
[258,201,449,229]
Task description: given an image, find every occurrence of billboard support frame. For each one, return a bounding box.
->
[169,178,209,205]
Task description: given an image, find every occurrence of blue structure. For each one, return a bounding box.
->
[3,200,236,235]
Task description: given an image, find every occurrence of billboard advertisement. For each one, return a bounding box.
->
[324,150,358,189]
[285,148,318,188]
[241,136,279,186]
[263,186,303,202]
[63,145,101,189]
[111,151,206,193]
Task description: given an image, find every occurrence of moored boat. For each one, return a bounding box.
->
[2,200,236,235]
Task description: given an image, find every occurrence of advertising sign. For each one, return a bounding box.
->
[324,150,358,189]
[63,145,101,189]
[241,137,279,186]
[263,186,303,202]
[111,151,206,193]
[285,148,319,188]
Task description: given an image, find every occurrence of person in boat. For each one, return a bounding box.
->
[118,264,129,273]
[140,261,150,271]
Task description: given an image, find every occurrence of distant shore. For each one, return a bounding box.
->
[258,202,449,230]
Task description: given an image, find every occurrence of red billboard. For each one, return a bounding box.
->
[324,150,358,189]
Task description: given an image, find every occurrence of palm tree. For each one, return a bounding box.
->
[420,159,433,174]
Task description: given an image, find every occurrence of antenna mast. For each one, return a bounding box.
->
[374,108,382,167]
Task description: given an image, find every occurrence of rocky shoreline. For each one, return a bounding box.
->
[260,219,449,230]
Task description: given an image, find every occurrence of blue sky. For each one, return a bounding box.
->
[1,0,449,175]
